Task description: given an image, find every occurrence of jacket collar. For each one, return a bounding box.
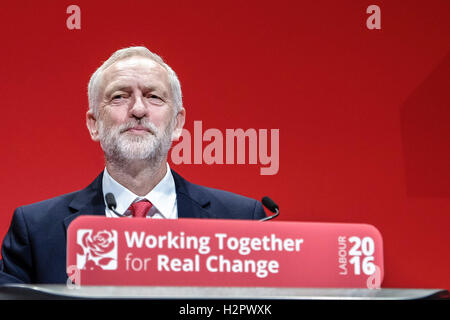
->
[171,169,213,219]
[63,172,106,231]
[63,169,214,231]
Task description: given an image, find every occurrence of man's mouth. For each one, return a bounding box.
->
[127,126,149,132]
[122,124,154,135]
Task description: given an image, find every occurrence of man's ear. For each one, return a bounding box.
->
[172,108,186,141]
[86,109,100,141]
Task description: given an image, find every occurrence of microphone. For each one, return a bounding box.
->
[259,196,280,221]
[105,193,127,217]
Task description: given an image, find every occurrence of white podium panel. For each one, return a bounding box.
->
[0,284,447,300]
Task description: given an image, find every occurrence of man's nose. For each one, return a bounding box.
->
[130,95,147,119]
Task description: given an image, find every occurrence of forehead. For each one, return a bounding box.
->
[100,56,171,94]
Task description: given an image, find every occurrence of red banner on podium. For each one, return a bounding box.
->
[66,217,383,288]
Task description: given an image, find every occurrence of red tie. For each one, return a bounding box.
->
[129,200,152,218]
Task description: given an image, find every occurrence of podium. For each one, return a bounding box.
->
[0,284,447,300]
[2,218,448,303]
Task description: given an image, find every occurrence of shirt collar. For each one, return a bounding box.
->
[102,163,177,219]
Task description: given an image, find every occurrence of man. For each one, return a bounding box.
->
[0,46,266,284]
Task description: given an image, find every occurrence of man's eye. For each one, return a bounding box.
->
[112,95,124,100]
[147,94,164,104]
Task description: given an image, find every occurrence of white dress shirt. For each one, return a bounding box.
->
[102,163,178,219]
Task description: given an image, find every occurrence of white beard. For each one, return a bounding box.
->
[98,118,175,165]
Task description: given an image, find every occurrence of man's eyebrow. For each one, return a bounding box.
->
[104,85,132,96]
[104,83,169,97]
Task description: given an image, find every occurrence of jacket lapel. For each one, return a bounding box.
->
[63,172,106,231]
[171,170,215,219]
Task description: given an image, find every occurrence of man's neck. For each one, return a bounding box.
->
[105,158,168,196]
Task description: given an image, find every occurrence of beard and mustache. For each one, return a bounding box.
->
[97,117,175,165]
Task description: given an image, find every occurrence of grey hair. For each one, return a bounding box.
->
[87,46,183,115]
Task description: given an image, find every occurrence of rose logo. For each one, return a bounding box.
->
[76,229,118,270]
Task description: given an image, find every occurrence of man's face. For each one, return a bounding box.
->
[87,56,185,163]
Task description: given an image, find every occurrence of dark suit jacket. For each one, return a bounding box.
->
[0,170,266,284]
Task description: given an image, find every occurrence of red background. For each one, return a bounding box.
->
[1,0,449,289]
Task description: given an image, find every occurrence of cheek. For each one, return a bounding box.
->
[101,107,129,125]
[150,108,175,127]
